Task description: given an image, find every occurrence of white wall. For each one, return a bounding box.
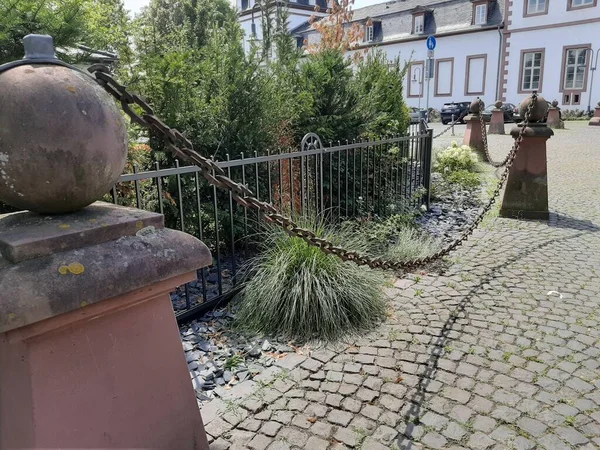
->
[505,1,600,110]
[371,30,502,110]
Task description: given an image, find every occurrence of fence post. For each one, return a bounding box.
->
[451,114,455,136]
[423,128,434,209]
[500,94,552,220]
[0,35,211,450]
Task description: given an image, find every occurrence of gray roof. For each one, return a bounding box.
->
[299,0,504,43]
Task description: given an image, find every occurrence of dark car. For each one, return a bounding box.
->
[482,102,516,123]
[512,101,560,123]
[441,102,470,125]
[409,107,427,124]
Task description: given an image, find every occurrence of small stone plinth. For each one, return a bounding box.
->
[500,124,553,220]
[463,114,485,158]
[589,107,600,126]
[488,109,505,135]
[0,202,211,449]
[547,108,563,129]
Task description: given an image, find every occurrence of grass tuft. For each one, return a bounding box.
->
[235,218,387,342]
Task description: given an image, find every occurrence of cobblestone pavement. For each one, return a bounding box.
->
[202,121,600,450]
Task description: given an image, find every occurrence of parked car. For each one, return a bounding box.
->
[482,102,516,122]
[512,101,560,123]
[440,102,470,124]
[409,107,427,123]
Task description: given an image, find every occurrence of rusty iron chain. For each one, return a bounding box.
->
[89,65,537,273]
[478,98,510,168]
[432,111,467,139]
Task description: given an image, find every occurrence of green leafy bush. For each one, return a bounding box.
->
[235,219,386,342]
[446,170,481,189]
[435,142,479,173]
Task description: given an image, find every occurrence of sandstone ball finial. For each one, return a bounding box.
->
[494,100,503,109]
[0,35,128,214]
[470,98,483,114]
[518,94,548,123]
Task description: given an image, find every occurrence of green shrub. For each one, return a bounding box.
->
[235,219,386,342]
[446,170,481,189]
[435,142,479,173]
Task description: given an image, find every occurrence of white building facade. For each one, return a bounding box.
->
[237,0,600,112]
[501,0,600,112]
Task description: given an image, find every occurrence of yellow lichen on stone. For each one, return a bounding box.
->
[58,262,85,275]
[58,224,70,229]
[66,86,77,93]
[8,313,15,320]
[80,301,88,308]
[136,220,144,230]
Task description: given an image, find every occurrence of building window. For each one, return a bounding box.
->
[570,0,594,7]
[365,25,374,42]
[521,51,543,91]
[465,54,487,95]
[526,0,547,14]
[474,4,487,24]
[564,48,588,90]
[241,0,249,10]
[413,15,424,34]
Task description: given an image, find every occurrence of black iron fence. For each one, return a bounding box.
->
[111,129,433,321]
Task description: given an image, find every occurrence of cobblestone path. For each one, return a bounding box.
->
[203,122,600,450]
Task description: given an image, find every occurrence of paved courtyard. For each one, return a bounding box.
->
[202,121,600,450]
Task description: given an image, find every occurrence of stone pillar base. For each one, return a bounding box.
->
[500,125,553,221]
[463,114,485,158]
[488,109,505,134]
[547,108,563,129]
[590,107,600,126]
[0,203,211,449]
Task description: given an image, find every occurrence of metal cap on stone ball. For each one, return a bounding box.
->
[494,100,503,109]
[551,100,559,108]
[470,98,483,114]
[0,34,128,214]
[518,93,548,123]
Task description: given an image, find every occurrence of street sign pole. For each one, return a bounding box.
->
[425,36,436,123]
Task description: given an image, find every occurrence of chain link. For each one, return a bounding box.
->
[90,66,537,273]
[477,98,511,168]
[432,111,467,139]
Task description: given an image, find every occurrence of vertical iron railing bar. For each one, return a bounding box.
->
[133,164,142,209]
[278,149,284,211]
[241,152,248,239]
[211,167,223,296]
[289,155,295,215]
[155,161,164,216]
[195,173,207,302]
[175,160,185,233]
[226,154,236,287]
[267,150,273,204]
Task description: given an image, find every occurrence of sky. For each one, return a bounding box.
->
[123,0,383,16]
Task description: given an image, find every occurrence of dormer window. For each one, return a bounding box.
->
[413,14,424,34]
[365,24,374,42]
[474,3,488,24]
[241,0,249,10]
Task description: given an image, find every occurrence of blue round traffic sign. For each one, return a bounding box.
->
[426,35,436,50]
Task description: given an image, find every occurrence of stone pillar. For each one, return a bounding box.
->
[488,100,506,135]
[0,35,211,450]
[589,102,600,126]
[463,98,485,158]
[0,205,212,449]
[500,94,552,220]
[547,100,564,129]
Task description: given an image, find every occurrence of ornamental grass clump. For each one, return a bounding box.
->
[235,219,386,342]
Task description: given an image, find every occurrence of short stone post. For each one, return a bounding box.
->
[488,100,506,135]
[463,98,485,158]
[547,100,564,129]
[589,102,600,126]
[500,94,552,220]
[0,35,211,449]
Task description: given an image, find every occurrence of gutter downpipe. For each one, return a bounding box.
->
[496,24,503,102]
